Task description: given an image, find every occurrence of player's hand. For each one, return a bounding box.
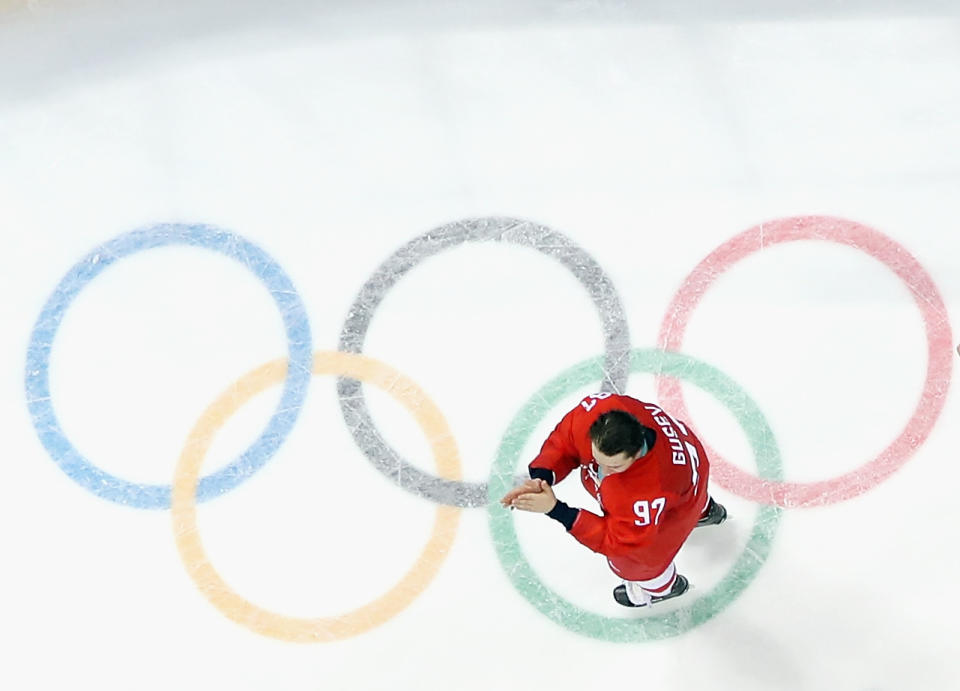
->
[500,479,542,507]
[511,479,557,514]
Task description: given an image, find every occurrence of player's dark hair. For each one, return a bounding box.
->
[589,410,648,457]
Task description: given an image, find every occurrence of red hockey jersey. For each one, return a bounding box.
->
[529,393,710,580]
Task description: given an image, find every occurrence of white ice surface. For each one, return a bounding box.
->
[1,2,959,690]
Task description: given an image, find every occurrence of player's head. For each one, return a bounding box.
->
[589,410,648,474]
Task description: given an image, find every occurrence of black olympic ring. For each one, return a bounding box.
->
[336,216,632,508]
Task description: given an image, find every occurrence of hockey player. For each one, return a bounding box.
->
[500,392,727,607]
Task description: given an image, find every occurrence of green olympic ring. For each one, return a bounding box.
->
[487,348,784,641]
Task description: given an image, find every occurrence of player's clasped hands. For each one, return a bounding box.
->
[500,478,557,513]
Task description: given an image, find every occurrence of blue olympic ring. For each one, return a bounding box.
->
[24,223,313,509]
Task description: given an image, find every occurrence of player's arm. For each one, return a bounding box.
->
[512,484,648,560]
[565,508,652,558]
[527,401,584,486]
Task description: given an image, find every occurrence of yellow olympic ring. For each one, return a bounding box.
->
[171,351,462,642]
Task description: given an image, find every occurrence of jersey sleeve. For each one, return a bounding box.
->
[528,403,582,485]
[567,497,654,559]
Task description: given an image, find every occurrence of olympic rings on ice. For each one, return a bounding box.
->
[336,217,631,508]
[24,215,955,643]
[24,223,313,509]
[171,350,462,642]
[656,216,954,508]
[487,348,784,641]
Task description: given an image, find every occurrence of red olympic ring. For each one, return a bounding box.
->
[657,216,954,508]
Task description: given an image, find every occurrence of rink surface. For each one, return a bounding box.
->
[1,2,958,690]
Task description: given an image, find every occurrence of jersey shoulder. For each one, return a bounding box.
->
[574,393,655,418]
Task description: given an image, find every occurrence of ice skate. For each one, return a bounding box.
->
[696,497,727,528]
[613,574,689,607]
